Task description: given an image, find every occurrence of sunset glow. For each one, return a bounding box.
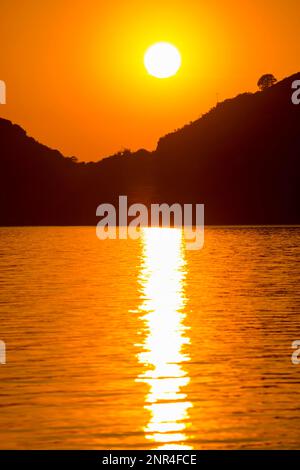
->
[1,0,299,160]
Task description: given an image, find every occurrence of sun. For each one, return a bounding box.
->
[144,42,181,79]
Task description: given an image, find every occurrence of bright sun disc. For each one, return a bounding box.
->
[144,42,181,79]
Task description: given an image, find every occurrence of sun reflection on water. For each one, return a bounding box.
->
[136,228,193,449]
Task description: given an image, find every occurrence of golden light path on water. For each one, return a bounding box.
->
[136,228,193,449]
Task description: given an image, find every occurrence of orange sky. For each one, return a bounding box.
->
[0,0,299,161]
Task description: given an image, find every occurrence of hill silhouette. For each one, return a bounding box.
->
[0,73,299,225]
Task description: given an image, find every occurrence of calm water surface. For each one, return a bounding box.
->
[0,227,299,449]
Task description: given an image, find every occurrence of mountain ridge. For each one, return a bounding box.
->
[0,72,299,225]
